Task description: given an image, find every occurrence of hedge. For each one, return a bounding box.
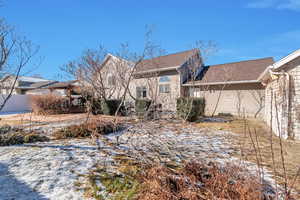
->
[0,129,49,146]
[102,99,125,115]
[31,94,84,115]
[135,99,152,118]
[91,98,102,115]
[53,120,122,139]
[176,97,205,121]
[91,99,125,116]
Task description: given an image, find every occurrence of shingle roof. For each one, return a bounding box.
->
[28,81,57,88]
[186,57,274,85]
[46,80,78,88]
[135,49,199,73]
[17,81,57,89]
[0,75,50,83]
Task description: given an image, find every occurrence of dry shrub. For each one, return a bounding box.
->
[138,161,274,200]
[0,130,49,146]
[53,120,122,139]
[0,125,12,134]
[31,94,82,115]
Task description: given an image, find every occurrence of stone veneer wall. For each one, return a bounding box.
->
[264,56,300,140]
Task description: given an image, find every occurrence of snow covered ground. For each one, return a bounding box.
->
[0,119,278,200]
[0,139,101,200]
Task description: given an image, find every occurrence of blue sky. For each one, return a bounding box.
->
[1,0,300,80]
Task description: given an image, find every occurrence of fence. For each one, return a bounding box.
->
[0,95,32,113]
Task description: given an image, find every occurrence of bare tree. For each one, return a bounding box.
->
[61,28,162,117]
[236,90,243,117]
[0,18,39,111]
[62,46,109,100]
[186,40,222,118]
[250,90,265,118]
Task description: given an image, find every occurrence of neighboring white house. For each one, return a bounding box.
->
[27,80,80,97]
[0,75,56,95]
[0,75,80,112]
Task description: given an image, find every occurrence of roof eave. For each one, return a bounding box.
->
[183,80,261,86]
[272,49,300,70]
[258,49,300,83]
[257,65,273,82]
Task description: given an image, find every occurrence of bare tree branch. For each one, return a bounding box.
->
[0,18,39,111]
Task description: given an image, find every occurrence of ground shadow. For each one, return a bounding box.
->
[21,143,98,150]
[0,163,49,200]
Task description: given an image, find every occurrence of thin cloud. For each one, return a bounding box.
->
[211,30,300,64]
[247,0,300,11]
[278,0,300,10]
[247,0,279,9]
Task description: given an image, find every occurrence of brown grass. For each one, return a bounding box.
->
[84,159,280,200]
[0,130,49,146]
[53,119,122,139]
[197,118,300,197]
[138,161,270,200]
[0,113,126,127]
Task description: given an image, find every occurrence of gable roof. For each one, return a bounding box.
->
[271,48,300,71]
[29,81,57,88]
[184,57,274,86]
[17,81,58,89]
[135,49,199,73]
[258,48,300,82]
[101,53,134,68]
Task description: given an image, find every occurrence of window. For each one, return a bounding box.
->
[159,76,171,82]
[107,74,116,86]
[159,84,170,93]
[136,86,147,98]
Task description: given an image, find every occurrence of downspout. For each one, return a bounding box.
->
[269,70,291,138]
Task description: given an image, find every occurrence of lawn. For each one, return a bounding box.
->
[198,118,300,197]
[0,112,299,199]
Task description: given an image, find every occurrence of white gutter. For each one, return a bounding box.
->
[182,80,260,86]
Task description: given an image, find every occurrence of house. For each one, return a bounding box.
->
[0,75,80,97]
[27,80,80,97]
[100,49,202,111]
[186,57,274,117]
[0,75,80,112]
[133,49,202,110]
[0,75,55,95]
[259,49,300,140]
[100,49,273,116]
